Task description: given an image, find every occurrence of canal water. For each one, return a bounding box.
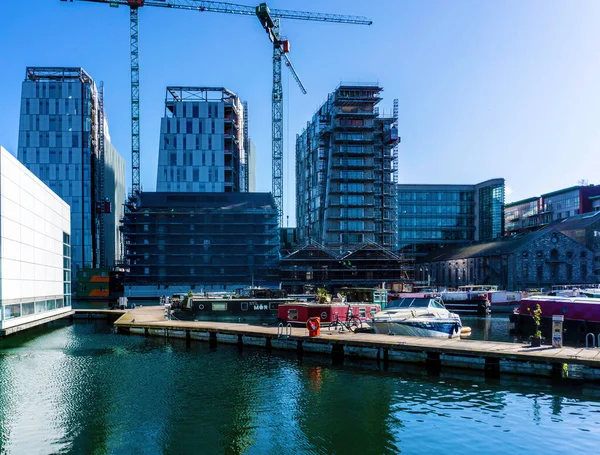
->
[1,320,600,454]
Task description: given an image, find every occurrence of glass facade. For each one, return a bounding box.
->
[476,180,505,241]
[398,179,505,254]
[16,67,126,280]
[156,87,247,193]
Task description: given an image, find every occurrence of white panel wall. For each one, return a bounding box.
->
[0,146,70,303]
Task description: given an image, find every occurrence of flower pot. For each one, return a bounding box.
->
[531,336,542,347]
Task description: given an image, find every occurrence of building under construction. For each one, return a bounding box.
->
[156,86,250,193]
[121,192,280,298]
[280,242,411,294]
[295,83,400,251]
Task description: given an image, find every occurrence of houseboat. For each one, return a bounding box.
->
[277,287,386,325]
[179,288,295,322]
[439,285,492,315]
[511,295,600,345]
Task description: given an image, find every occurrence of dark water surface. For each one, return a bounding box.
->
[1,320,600,454]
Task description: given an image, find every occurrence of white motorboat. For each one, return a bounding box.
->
[372,297,462,338]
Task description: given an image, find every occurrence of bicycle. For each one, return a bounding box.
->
[328,305,362,333]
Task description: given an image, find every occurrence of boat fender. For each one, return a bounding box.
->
[307,317,320,331]
[410,309,416,318]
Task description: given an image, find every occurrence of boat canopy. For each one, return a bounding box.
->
[386,298,446,309]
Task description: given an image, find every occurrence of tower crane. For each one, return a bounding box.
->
[60,0,372,225]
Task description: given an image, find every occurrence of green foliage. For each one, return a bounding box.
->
[317,288,331,304]
[532,304,542,338]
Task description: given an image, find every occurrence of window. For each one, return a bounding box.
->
[170,153,177,166]
[193,104,199,117]
[208,137,212,150]
[187,120,193,134]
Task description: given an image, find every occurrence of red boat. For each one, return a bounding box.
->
[277,301,381,325]
[511,295,600,345]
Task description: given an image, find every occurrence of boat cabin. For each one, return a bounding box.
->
[386,297,447,310]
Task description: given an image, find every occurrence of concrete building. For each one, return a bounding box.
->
[156,87,248,193]
[505,184,600,236]
[398,179,505,256]
[121,192,279,298]
[0,146,71,333]
[295,83,399,250]
[420,229,593,290]
[16,67,126,278]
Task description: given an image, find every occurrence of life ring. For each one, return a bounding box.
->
[307,317,320,331]
[199,304,204,310]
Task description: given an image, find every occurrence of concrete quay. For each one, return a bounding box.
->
[115,306,600,382]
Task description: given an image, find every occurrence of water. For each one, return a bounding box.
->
[1,320,600,454]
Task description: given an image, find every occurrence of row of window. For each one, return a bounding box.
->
[165,118,220,135]
[399,205,475,215]
[22,132,82,149]
[163,134,223,151]
[167,150,218,167]
[2,298,67,321]
[161,166,222,183]
[398,191,475,202]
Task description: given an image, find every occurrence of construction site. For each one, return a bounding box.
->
[56,0,414,296]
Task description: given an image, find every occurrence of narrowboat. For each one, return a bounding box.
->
[277,287,386,325]
[511,295,600,345]
[178,287,295,322]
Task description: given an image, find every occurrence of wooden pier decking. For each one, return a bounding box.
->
[114,306,600,381]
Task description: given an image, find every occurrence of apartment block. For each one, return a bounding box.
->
[295,83,399,250]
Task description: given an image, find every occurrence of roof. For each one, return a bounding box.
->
[541,186,581,199]
[421,229,554,262]
[547,211,600,232]
[138,192,276,210]
[505,196,539,208]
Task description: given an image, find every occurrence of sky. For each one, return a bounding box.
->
[1,0,599,226]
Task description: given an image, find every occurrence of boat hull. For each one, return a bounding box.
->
[277,302,380,324]
[373,319,461,338]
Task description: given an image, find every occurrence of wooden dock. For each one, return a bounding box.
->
[115,306,600,381]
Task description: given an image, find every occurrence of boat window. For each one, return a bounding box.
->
[387,298,430,309]
[430,300,446,309]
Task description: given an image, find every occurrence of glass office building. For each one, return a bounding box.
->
[398,179,505,255]
[156,87,248,193]
[17,67,126,278]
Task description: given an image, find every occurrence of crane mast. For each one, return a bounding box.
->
[60,0,371,224]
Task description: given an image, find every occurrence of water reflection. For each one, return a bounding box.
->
[1,321,600,454]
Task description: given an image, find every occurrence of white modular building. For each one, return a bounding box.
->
[0,146,71,333]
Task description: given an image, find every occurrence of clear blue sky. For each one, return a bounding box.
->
[1,0,599,225]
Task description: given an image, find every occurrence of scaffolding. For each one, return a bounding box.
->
[280,240,412,293]
[121,192,280,288]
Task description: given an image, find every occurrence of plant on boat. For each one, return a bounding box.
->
[530,304,543,339]
[317,288,331,304]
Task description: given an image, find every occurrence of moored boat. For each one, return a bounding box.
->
[511,295,600,345]
[372,297,462,338]
[439,285,491,315]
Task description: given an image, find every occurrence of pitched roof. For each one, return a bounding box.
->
[546,211,600,232]
[421,229,552,262]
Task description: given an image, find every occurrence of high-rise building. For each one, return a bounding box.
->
[397,179,505,256]
[156,87,248,193]
[295,83,399,250]
[17,67,126,276]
